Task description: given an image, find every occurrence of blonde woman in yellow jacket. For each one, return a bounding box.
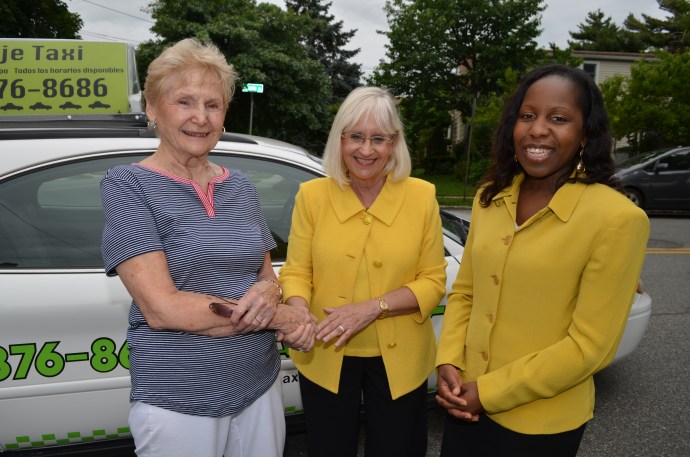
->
[279,87,447,457]
[435,64,650,456]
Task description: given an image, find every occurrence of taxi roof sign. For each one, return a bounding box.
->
[0,39,142,116]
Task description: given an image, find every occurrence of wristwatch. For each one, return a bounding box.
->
[376,296,389,319]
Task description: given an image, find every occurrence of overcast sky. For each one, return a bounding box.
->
[66,0,666,75]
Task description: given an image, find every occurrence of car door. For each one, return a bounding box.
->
[0,153,141,452]
[646,148,690,210]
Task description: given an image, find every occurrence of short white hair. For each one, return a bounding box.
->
[322,87,412,187]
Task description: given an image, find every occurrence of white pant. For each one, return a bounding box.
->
[129,377,285,457]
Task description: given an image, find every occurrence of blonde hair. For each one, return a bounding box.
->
[143,38,238,108]
[322,86,412,187]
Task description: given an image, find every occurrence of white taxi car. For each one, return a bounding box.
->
[0,114,651,455]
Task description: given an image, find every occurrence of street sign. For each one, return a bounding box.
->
[242,83,264,93]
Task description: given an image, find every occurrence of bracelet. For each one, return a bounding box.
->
[261,279,283,303]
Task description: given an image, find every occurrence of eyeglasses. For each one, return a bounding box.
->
[341,132,395,147]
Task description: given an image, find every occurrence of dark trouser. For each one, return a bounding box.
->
[440,412,587,457]
[299,356,428,457]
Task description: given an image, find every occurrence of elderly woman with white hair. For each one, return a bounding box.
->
[101,38,315,457]
[279,86,447,457]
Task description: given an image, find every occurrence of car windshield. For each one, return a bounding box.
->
[440,210,469,246]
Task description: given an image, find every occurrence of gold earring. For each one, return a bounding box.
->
[576,146,586,174]
[147,120,157,130]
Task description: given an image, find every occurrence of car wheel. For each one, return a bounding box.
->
[624,188,645,209]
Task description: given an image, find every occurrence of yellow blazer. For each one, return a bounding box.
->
[436,174,650,434]
[279,176,447,399]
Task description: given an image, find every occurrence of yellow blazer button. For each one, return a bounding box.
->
[502,235,512,245]
[487,313,494,323]
[373,260,383,268]
[481,351,489,361]
[363,215,373,225]
[490,274,500,285]
[387,343,397,348]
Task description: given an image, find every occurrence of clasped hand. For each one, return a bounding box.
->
[317,301,380,347]
[435,364,484,422]
[280,299,379,351]
[276,307,318,352]
[228,280,281,332]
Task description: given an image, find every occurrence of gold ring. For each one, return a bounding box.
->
[338,324,345,334]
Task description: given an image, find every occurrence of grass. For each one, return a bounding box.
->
[416,173,476,207]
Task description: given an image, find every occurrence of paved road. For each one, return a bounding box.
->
[577,214,690,456]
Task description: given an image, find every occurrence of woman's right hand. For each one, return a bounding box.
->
[277,321,317,352]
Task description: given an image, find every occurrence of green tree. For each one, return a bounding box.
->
[624,0,690,52]
[137,0,332,152]
[601,51,690,150]
[285,0,363,102]
[569,9,644,52]
[0,0,82,38]
[369,0,545,167]
[373,0,544,113]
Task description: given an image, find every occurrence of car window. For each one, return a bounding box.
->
[618,148,670,168]
[439,210,469,247]
[210,154,321,262]
[0,156,137,269]
[658,149,690,172]
[0,153,319,269]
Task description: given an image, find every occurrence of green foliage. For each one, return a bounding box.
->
[372,0,544,109]
[420,121,452,174]
[136,0,350,153]
[536,43,583,68]
[569,9,644,52]
[285,0,363,102]
[397,98,451,168]
[414,173,476,206]
[624,0,690,51]
[0,0,82,38]
[599,73,627,141]
[369,0,546,167]
[601,51,690,150]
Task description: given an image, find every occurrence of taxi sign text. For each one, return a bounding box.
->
[0,40,132,115]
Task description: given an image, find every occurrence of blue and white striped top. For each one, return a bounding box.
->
[101,164,279,417]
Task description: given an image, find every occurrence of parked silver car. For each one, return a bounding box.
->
[0,114,651,455]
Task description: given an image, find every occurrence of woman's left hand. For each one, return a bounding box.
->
[456,381,484,419]
[231,280,280,332]
[317,301,380,347]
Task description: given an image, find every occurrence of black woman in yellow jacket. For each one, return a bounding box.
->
[435,64,650,456]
